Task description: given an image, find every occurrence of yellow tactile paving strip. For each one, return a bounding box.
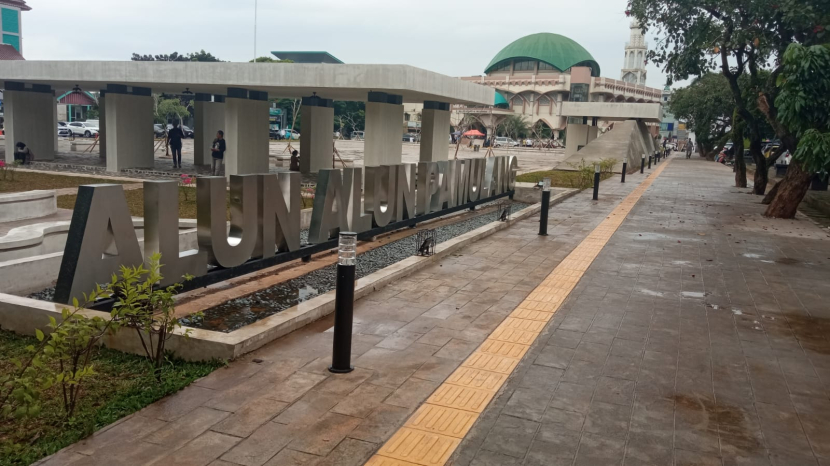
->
[367,161,670,466]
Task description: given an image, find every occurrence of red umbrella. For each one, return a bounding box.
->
[462,129,485,137]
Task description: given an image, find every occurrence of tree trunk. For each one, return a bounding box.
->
[762,180,779,205]
[732,114,747,188]
[748,138,767,195]
[764,161,812,218]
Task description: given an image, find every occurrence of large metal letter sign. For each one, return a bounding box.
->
[468,158,483,202]
[55,184,144,304]
[395,164,416,221]
[308,169,347,244]
[197,175,259,267]
[144,181,207,286]
[255,172,301,258]
[342,168,372,234]
[456,159,470,205]
[365,165,395,227]
[416,162,439,215]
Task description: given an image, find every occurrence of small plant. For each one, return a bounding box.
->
[110,254,193,377]
[1,287,115,419]
[565,159,595,190]
[179,174,195,201]
[599,158,618,175]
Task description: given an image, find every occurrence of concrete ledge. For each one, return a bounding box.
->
[0,191,577,361]
[0,190,57,222]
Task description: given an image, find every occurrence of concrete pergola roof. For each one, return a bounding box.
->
[561,101,663,123]
[0,61,494,105]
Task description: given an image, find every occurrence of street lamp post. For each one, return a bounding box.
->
[329,232,357,374]
[539,178,551,236]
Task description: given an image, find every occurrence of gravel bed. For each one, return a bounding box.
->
[182,201,529,332]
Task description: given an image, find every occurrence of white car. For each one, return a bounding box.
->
[494,136,519,148]
[67,121,99,137]
[279,129,300,140]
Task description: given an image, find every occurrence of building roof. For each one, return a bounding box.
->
[270,51,343,64]
[0,44,24,60]
[57,90,97,106]
[494,90,508,107]
[485,33,601,77]
[0,0,31,11]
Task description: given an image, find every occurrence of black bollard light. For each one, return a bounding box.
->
[329,232,357,374]
[621,161,627,183]
[641,155,645,174]
[592,164,600,201]
[648,155,652,169]
[539,177,550,236]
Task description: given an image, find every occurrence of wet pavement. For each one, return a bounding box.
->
[37,154,830,466]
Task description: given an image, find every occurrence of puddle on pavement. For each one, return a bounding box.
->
[672,394,762,454]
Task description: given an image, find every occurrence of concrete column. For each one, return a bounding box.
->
[564,123,590,157]
[194,94,225,166]
[103,86,154,172]
[3,82,56,163]
[300,95,334,174]
[365,92,404,167]
[98,92,106,160]
[419,101,451,162]
[53,92,59,153]
[224,88,269,176]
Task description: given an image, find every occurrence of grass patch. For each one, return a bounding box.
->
[0,329,222,465]
[58,187,315,219]
[516,170,614,188]
[0,171,130,194]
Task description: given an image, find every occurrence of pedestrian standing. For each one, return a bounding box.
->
[686,140,694,159]
[211,130,226,176]
[168,121,185,169]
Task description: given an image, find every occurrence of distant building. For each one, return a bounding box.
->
[0,0,29,55]
[270,51,343,64]
[660,85,682,140]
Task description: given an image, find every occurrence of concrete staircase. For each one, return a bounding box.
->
[557,119,657,173]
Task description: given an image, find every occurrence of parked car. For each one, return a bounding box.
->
[270,128,280,139]
[493,136,519,148]
[279,129,300,140]
[181,125,194,138]
[351,131,365,141]
[153,124,166,138]
[67,121,99,137]
[58,121,69,128]
[402,133,419,143]
[57,126,72,137]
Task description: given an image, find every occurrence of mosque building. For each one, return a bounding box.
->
[452,26,662,141]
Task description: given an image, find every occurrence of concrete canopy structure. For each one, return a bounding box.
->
[0,61,493,173]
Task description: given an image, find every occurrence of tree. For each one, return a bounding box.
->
[669,73,733,162]
[762,43,830,216]
[188,50,222,62]
[249,56,293,63]
[629,0,830,214]
[154,96,189,125]
[131,52,187,62]
[498,115,530,141]
[333,101,365,137]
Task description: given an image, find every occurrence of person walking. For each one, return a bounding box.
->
[167,121,185,169]
[210,130,226,176]
[686,140,694,159]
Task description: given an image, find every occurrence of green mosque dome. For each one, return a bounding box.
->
[485,33,600,77]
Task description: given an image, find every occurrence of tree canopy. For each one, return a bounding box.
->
[249,57,293,63]
[669,73,733,159]
[131,50,224,62]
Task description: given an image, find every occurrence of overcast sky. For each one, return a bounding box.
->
[22,0,669,89]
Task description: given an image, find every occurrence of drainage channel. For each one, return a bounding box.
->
[181,201,529,333]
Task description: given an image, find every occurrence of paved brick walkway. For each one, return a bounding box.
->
[39,156,650,466]
[450,156,830,466]
[41,154,830,466]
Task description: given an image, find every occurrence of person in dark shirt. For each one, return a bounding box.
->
[167,121,185,169]
[211,130,226,176]
[13,142,34,164]
[289,150,300,171]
